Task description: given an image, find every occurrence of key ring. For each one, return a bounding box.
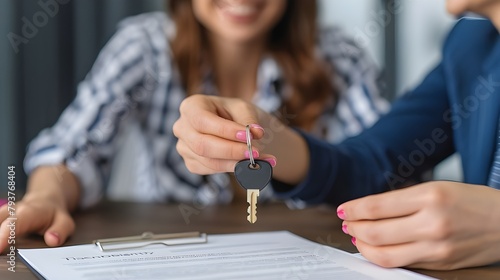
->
[246,125,256,167]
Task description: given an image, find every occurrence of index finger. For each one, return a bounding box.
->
[337,184,427,221]
[0,205,13,252]
[179,95,265,141]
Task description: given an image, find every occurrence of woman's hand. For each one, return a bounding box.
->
[0,197,75,252]
[173,94,309,185]
[173,95,275,174]
[0,165,80,252]
[338,181,500,270]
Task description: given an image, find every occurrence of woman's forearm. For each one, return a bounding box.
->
[258,115,309,185]
[23,165,81,212]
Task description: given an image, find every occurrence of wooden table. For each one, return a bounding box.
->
[1,201,499,279]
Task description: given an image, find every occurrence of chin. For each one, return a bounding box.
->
[218,29,263,44]
[228,37,259,45]
[446,0,469,16]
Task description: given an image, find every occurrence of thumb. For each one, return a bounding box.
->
[43,210,75,247]
[218,98,266,140]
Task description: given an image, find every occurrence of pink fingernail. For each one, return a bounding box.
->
[264,158,277,167]
[342,224,349,234]
[337,209,346,220]
[244,150,259,159]
[236,130,252,142]
[49,232,60,244]
[351,237,357,246]
[250,124,265,133]
[0,199,7,207]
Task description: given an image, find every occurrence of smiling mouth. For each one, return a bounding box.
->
[216,0,263,23]
[224,4,257,16]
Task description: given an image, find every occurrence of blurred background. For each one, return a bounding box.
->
[0,0,458,195]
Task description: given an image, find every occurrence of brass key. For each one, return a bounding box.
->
[247,189,259,223]
[235,159,272,223]
[234,125,273,223]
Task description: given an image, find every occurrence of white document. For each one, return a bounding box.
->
[18,231,435,280]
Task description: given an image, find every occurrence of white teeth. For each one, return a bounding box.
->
[224,5,256,16]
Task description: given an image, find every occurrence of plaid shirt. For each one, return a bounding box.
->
[24,12,388,208]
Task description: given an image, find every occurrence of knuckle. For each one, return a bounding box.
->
[375,256,397,268]
[185,162,201,174]
[179,95,200,114]
[365,249,397,268]
[207,158,232,173]
[175,141,183,154]
[424,185,449,207]
[364,228,383,245]
[0,219,9,230]
[178,99,189,115]
[176,141,188,156]
[217,124,232,139]
[434,242,455,260]
[192,115,210,132]
[207,158,225,172]
[233,99,253,115]
[364,201,383,219]
[230,144,246,160]
[185,164,196,174]
[15,205,29,217]
[428,217,453,239]
[191,138,208,157]
[172,120,181,138]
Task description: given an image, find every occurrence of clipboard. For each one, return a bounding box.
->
[18,231,437,280]
[93,231,208,252]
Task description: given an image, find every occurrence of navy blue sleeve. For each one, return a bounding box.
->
[273,63,455,206]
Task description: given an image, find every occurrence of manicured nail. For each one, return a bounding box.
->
[342,224,349,234]
[49,232,60,244]
[244,150,259,159]
[264,158,277,167]
[236,130,252,142]
[351,237,357,246]
[250,124,265,133]
[337,209,346,220]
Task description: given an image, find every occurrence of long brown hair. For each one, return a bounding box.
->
[168,0,336,129]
